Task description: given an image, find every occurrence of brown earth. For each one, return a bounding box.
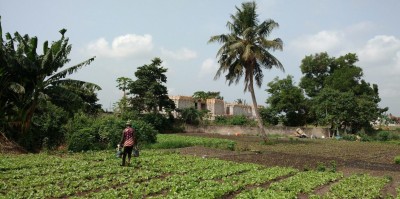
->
[0,132,26,154]
[174,133,400,197]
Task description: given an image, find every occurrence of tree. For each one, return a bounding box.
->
[235,98,247,105]
[299,52,333,97]
[208,1,284,141]
[116,77,133,97]
[128,57,175,114]
[265,75,307,126]
[0,17,100,139]
[192,91,223,101]
[300,52,387,133]
[179,107,204,125]
[116,77,133,114]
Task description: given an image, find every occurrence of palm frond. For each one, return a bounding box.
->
[0,16,3,43]
[50,79,101,91]
[9,83,25,94]
[45,56,95,84]
[45,85,83,106]
[258,48,284,72]
[208,34,229,44]
[259,38,283,51]
[258,19,279,37]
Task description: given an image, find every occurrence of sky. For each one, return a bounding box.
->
[1,0,399,116]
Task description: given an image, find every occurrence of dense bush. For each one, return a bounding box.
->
[68,127,97,152]
[66,113,158,152]
[131,120,158,144]
[22,101,69,151]
[259,107,279,125]
[142,113,174,133]
[342,134,357,141]
[214,115,256,126]
[376,131,390,141]
[178,107,204,125]
[96,116,125,149]
[356,132,373,142]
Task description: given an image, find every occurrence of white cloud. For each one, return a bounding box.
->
[199,58,219,78]
[358,35,400,67]
[160,47,197,60]
[351,35,400,115]
[290,30,344,54]
[86,34,153,58]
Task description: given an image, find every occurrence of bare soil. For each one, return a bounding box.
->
[0,132,26,154]
[174,133,400,197]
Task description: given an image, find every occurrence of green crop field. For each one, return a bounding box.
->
[1,134,399,198]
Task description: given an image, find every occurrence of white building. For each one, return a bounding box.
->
[169,95,257,119]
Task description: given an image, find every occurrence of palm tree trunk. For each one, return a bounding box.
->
[249,79,268,142]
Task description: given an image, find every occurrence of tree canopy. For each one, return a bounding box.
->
[127,57,175,114]
[192,91,223,101]
[265,75,307,126]
[299,52,387,133]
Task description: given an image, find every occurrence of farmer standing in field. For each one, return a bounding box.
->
[120,121,135,166]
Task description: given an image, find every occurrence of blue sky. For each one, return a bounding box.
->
[1,0,400,115]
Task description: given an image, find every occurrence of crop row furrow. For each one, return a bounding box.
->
[310,174,390,199]
[236,170,342,198]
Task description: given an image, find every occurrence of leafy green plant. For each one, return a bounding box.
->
[342,134,357,141]
[357,132,373,142]
[395,156,400,164]
[316,162,326,172]
[318,174,389,199]
[376,131,391,141]
[330,160,337,173]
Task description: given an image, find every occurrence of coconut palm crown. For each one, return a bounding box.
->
[208,1,284,141]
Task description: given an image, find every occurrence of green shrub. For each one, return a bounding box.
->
[142,113,174,133]
[213,115,256,126]
[342,134,357,141]
[376,131,391,141]
[214,115,228,125]
[131,120,158,144]
[316,162,326,172]
[96,115,125,148]
[357,132,372,142]
[230,115,249,125]
[66,113,158,152]
[395,156,400,164]
[21,101,69,151]
[68,127,97,152]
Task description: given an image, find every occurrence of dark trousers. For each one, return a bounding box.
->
[122,146,133,165]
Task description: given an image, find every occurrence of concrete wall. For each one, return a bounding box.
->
[225,103,253,117]
[206,99,225,116]
[184,125,331,138]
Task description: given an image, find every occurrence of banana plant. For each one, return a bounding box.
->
[1,17,100,136]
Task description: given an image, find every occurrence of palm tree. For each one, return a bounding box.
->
[208,1,284,141]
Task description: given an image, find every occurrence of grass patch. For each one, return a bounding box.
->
[143,134,236,150]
